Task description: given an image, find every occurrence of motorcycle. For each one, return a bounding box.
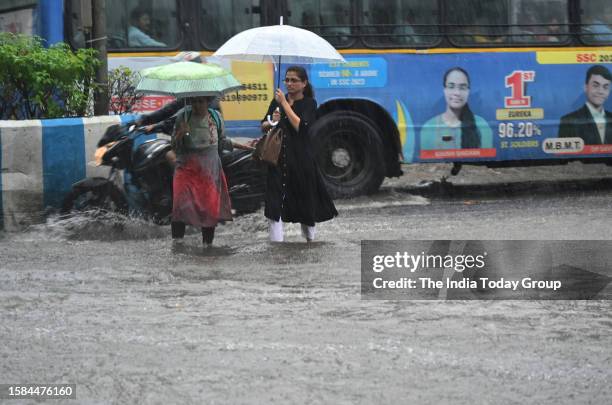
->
[60,123,266,222]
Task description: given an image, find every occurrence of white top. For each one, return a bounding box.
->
[586,102,607,144]
[128,26,166,47]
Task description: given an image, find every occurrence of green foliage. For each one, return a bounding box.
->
[108,66,143,115]
[0,33,100,119]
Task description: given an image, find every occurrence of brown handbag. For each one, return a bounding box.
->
[254,126,283,166]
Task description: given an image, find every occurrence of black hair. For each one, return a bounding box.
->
[443,67,481,148]
[130,7,149,24]
[286,66,315,98]
[585,65,612,84]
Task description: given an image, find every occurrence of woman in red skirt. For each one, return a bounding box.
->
[171,96,232,246]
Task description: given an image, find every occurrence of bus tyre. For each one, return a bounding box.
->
[311,111,385,198]
[60,182,127,217]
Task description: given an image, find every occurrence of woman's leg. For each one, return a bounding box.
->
[300,224,315,242]
[268,218,284,242]
[171,221,186,239]
[202,227,215,245]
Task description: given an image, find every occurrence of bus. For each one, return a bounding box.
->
[6,0,612,198]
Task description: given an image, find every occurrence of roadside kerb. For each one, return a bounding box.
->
[0,115,136,231]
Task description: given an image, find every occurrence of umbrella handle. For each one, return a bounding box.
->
[266,115,279,127]
[267,107,280,126]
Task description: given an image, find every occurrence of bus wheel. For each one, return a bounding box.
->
[311,111,385,198]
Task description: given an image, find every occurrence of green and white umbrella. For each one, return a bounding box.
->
[135,61,243,97]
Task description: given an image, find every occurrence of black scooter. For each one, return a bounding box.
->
[61,124,265,222]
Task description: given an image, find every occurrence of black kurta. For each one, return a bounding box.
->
[261,97,338,226]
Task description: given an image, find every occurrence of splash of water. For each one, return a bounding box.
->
[27,210,168,241]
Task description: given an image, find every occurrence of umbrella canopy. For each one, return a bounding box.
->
[212,22,345,65]
[135,61,243,97]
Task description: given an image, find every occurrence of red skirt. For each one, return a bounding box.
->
[172,149,232,227]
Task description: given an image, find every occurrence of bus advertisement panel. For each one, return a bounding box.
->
[112,48,612,165]
[309,49,612,164]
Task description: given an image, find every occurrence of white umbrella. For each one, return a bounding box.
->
[213,17,345,87]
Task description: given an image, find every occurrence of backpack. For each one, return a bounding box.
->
[180,106,226,155]
[208,107,223,137]
[208,108,229,155]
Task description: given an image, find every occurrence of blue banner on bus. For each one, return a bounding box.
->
[312,51,612,164]
[311,57,388,88]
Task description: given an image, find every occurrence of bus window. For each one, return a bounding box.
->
[104,0,179,49]
[362,0,395,46]
[286,0,322,34]
[509,0,569,44]
[446,0,508,46]
[200,0,260,49]
[362,0,439,47]
[287,0,354,48]
[67,0,87,49]
[580,0,612,44]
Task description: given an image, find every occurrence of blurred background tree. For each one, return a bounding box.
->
[0,33,100,119]
[107,66,143,115]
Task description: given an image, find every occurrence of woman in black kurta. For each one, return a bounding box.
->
[260,66,337,242]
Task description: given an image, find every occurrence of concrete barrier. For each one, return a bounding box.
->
[0,115,137,231]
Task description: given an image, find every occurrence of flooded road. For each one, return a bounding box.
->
[1,163,612,404]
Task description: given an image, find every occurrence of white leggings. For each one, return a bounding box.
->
[268,218,315,242]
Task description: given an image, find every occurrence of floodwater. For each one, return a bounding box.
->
[1,163,612,404]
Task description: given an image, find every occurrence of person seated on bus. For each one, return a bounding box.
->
[512,6,567,44]
[582,13,612,42]
[128,7,166,47]
[420,67,493,150]
[533,13,566,43]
